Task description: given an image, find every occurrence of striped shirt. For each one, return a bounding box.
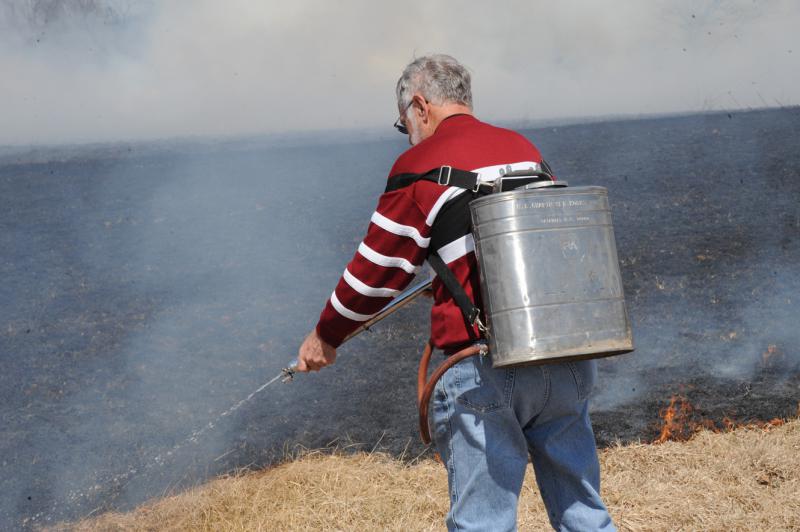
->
[316,114,544,350]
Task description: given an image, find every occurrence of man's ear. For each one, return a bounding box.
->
[412,94,429,123]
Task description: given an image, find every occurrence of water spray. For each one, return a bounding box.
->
[57,278,433,517]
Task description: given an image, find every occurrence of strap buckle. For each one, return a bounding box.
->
[437,165,452,186]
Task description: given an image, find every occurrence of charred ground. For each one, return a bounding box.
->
[1,108,798,528]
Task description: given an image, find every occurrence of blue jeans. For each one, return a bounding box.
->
[430,354,615,531]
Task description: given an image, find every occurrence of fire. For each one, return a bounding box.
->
[654,395,788,444]
[655,395,697,443]
[748,418,785,430]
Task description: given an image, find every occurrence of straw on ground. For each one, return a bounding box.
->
[65,419,800,531]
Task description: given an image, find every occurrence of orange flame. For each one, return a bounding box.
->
[655,395,695,443]
[654,395,789,444]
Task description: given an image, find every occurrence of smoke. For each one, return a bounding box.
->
[0,136,405,526]
[523,108,800,414]
[1,0,799,145]
[1,4,798,524]
[2,105,797,526]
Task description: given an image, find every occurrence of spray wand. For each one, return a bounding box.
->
[278,277,432,382]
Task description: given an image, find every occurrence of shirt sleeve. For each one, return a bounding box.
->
[315,188,430,347]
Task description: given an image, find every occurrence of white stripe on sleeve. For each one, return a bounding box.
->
[436,234,475,264]
[370,211,430,248]
[357,242,421,274]
[426,187,465,226]
[342,268,401,297]
[330,291,377,322]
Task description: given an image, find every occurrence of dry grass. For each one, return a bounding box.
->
[63,419,800,531]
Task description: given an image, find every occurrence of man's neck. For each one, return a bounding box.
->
[429,103,473,131]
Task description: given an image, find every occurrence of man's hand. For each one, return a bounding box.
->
[296,330,337,372]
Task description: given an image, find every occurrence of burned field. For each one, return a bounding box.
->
[1,107,798,528]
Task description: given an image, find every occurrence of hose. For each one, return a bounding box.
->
[417,342,483,445]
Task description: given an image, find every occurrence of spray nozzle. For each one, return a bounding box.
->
[281,360,299,383]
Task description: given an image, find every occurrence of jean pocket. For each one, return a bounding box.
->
[567,360,597,401]
[454,358,506,413]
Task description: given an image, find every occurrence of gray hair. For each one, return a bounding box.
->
[396,54,473,113]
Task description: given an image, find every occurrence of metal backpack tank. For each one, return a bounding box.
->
[469,182,634,367]
[383,166,635,441]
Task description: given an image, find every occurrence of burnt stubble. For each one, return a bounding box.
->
[1,107,798,528]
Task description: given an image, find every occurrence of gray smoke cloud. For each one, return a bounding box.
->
[0,0,798,145]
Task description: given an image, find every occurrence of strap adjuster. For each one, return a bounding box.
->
[471,177,482,194]
[437,165,452,186]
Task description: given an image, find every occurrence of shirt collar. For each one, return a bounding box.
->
[433,113,477,135]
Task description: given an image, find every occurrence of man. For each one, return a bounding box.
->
[296,54,615,531]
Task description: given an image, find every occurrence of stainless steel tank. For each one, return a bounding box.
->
[470,185,633,367]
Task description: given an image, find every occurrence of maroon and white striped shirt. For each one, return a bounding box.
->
[316,114,544,350]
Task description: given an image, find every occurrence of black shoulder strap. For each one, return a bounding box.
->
[427,251,483,337]
[385,163,556,337]
[383,166,488,336]
[385,166,482,193]
[385,163,556,194]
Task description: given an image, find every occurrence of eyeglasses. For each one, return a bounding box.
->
[393,99,415,135]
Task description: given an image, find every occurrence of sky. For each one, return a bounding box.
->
[0,0,798,145]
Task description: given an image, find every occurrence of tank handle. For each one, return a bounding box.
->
[522,180,569,190]
[493,170,566,193]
